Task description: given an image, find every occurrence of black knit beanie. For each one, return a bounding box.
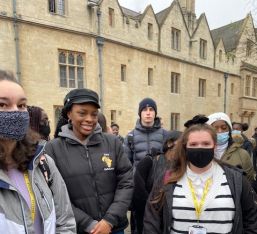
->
[138,98,157,117]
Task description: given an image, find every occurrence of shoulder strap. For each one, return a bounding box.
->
[39,154,53,189]
[127,130,135,152]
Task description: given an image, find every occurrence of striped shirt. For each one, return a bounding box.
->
[171,162,235,234]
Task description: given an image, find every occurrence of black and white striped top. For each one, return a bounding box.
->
[171,162,235,234]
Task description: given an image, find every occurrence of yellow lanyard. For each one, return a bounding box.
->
[188,177,212,220]
[24,171,36,222]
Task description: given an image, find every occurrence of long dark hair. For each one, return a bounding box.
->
[151,124,217,206]
[54,105,72,138]
[27,106,43,133]
[0,70,39,171]
[98,112,108,132]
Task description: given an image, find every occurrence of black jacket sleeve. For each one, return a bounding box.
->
[134,157,153,202]
[143,193,163,234]
[103,138,134,227]
[241,176,257,233]
[45,142,95,233]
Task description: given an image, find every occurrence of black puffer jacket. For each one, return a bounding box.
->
[124,117,169,167]
[45,124,133,233]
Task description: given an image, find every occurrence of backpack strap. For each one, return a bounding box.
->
[127,130,135,164]
[127,130,135,152]
[39,154,53,188]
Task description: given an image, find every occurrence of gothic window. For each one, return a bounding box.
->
[198,78,206,97]
[58,50,85,88]
[219,50,222,62]
[111,110,117,124]
[245,75,251,96]
[218,83,221,97]
[246,39,254,57]
[148,68,153,86]
[109,8,115,27]
[148,23,153,40]
[49,0,65,15]
[171,28,181,51]
[121,64,126,82]
[200,39,207,59]
[170,113,180,130]
[252,77,257,97]
[171,72,180,93]
[231,83,234,95]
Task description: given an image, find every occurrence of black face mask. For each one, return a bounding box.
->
[186,148,214,168]
[39,124,51,139]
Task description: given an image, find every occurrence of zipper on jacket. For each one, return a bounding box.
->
[35,182,51,211]
[18,193,29,234]
[31,171,46,234]
[85,147,102,219]
[147,132,150,155]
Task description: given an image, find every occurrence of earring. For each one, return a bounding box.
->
[68,119,73,129]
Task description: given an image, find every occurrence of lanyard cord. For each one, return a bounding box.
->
[188,177,212,220]
[24,171,36,222]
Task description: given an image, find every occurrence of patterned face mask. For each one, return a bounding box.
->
[0,111,29,141]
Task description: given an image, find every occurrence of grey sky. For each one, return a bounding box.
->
[118,0,257,29]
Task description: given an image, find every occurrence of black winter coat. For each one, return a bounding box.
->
[143,164,257,234]
[45,125,133,233]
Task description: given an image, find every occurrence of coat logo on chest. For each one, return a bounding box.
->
[102,154,114,171]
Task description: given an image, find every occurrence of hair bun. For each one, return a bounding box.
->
[184,115,209,128]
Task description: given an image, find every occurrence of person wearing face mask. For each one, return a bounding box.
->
[232,122,253,157]
[28,106,51,141]
[144,123,257,234]
[132,130,182,234]
[207,112,255,182]
[45,88,133,234]
[0,70,76,233]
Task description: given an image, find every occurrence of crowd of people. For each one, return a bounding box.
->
[1,68,257,234]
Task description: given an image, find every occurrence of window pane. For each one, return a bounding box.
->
[148,23,153,40]
[245,76,251,96]
[77,54,83,66]
[60,65,67,87]
[148,68,153,86]
[57,0,65,15]
[69,67,75,88]
[109,8,114,26]
[77,67,84,88]
[49,0,56,13]
[121,65,126,82]
[59,52,66,63]
[68,53,75,65]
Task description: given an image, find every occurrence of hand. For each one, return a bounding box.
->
[90,219,112,234]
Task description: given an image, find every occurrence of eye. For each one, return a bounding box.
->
[0,103,7,108]
[78,112,85,116]
[18,103,27,109]
[92,112,98,117]
[188,142,197,147]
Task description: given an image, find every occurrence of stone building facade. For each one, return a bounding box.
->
[0,0,257,136]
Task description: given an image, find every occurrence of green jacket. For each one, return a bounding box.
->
[221,143,255,181]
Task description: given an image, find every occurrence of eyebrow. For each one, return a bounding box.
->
[0,97,27,101]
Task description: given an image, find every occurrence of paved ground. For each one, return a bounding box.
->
[125,211,131,234]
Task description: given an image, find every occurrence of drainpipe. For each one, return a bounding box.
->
[12,0,21,82]
[224,73,228,113]
[96,7,105,113]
